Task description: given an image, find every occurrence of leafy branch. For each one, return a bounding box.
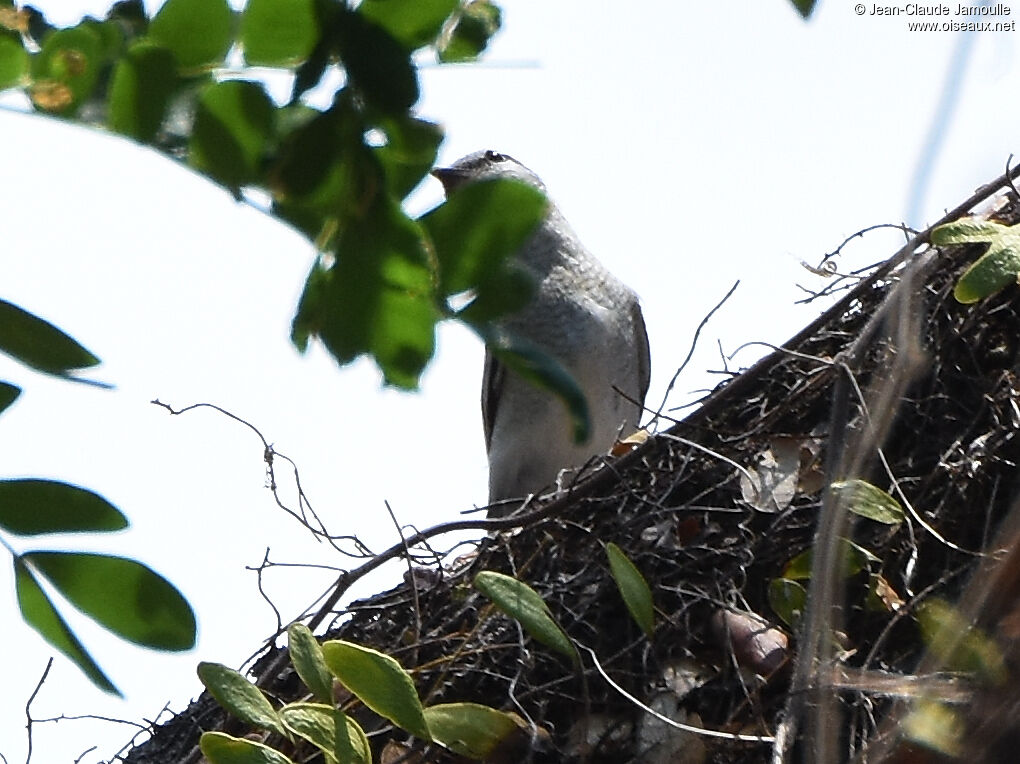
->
[0,298,195,695]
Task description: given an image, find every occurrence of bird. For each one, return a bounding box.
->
[432,150,651,514]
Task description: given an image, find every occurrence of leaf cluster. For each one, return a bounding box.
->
[1,0,596,428]
[768,479,905,629]
[199,624,535,763]
[0,298,195,695]
[200,549,657,762]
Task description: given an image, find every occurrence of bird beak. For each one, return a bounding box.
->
[431,166,469,195]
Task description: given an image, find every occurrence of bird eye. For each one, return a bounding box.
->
[484,150,509,163]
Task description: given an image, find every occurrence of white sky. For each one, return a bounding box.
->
[2,1,1019,760]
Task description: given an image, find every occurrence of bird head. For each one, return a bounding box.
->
[432,150,546,196]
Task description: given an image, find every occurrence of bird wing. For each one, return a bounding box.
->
[481,348,507,452]
[632,300,652,405]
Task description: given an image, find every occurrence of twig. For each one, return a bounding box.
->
[383,500,422,651]
[650,280,740,426]
[24,658,52,764]
[579,645,775,743]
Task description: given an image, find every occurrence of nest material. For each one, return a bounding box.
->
[125,180,1020,764]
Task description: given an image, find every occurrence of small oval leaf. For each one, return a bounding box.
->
[0,298,99,374]
[337,8,418,114]
[767,577,807,629]
[14,557,119,695]
[781,538,879,581]
[0,29,29,89]
[199,731,296,764]
[359,0,458,50]
[480,328,590,444]
[0,381,21,416]
[830,479,905,525]
[241,0,318,67]
[375,115,443,200]
[30,25,102,114]
[423,702,523,760]
[26,551,195,650]
[931,217,1020,303]
[108,40,178,141]
[280,702,371,764]
[917,599,1007,685]
[437,0,501,63]
[320,640,430,741]
[287,623,334,703]
[931,218,1007,245]
[0,479,127,536]
[421,177,547,298]
[954,242,1020,304]
[198,662,290,739]
[149,0,234,72]
[190,79,276,190]
[605,542,655,637]
[474,571,577,663]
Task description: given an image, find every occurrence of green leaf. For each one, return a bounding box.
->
[108,40,178,141]
[25,551,196,650]
[375,115,443,200]
[269,103,378,241]
[474,571,577,663]
[289,7,338,103]
[424,702,524,760]
[479,326,590,444]
[604,542,655,638]
[438,0,501,63]
[149,0,234,72]
[782,538,879,580]
[420,177,547,298]
[241,0,318,67]
[790,0,817,18]
[337,8,418,114]
[199,731,296,764]
[190,79,275,190]
[294,196,438,388]
[917,599,1006,685]
[830,479,905,525]
[14,557,119,695]
[359,0,458,50]
[79,17,124,61]
[279,703,371,764]
[198,662,291,739]
[767,577,807,629]
[30,25,102,114]
[0,298,99,374]
[931,217,1006,245]
[902,700,964,759]
[320,639,430,741]
[931,217,1020,303]
[287,623,334,703]
[0,479,127,536]
[0,29,29,89]
[0,380,20,415]
[454,266,534,325]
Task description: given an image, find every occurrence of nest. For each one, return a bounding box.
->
[125,172,1020,764]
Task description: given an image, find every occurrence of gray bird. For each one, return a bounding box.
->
[433,150,651,513]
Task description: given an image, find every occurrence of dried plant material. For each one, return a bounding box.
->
[636,696,709,764]
[662,658,714,699]
[611,428,649,456]
[129,172,1020,764]
[566,713,632,758]
[739,439,800,512]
